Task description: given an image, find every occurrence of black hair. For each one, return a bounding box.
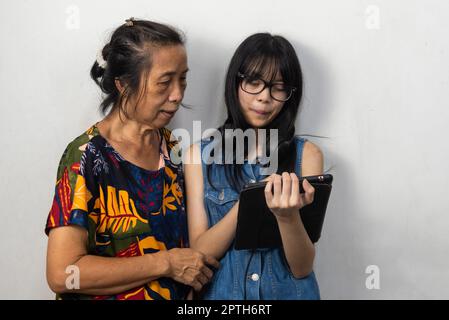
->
[207,33,303,191]
[90,18,185,116]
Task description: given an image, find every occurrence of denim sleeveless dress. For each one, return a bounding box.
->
[199,136,320,300]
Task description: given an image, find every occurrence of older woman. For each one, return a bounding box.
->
[45,18,218,300]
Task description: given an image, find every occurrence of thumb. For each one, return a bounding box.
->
[303,178,313,191]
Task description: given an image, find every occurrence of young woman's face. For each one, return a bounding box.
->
[125,45,188,129]
[238,71,286,128]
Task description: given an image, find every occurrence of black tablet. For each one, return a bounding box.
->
[234,174,333,250]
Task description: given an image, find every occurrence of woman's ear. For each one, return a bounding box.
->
[115,78,125,94]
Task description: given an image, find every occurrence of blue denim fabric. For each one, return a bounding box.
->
[199,136,320,300]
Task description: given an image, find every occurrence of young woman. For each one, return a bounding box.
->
[45,18,219,300]
[184,33,323,299]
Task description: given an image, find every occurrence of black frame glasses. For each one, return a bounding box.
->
[237,72,297,102]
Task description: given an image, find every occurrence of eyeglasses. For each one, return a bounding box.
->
[237,72,297,102]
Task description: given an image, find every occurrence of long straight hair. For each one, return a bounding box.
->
[207,33,303,192]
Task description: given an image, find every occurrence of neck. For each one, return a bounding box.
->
[247,128,264,162]
[98,108,160,148]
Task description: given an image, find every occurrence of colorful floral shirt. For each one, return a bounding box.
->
[45,125,189,300]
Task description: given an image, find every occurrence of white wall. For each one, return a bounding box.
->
[1,0,448,299]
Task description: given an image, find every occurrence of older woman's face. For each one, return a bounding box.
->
[126,45,188,129]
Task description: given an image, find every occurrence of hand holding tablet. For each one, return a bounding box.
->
[234,174,333,250]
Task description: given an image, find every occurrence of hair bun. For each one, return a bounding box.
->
[96,49,107,69]
[125,17,135,26]
[102,43,111,61]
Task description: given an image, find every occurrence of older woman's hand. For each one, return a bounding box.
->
[165,248,220,292]
[264,172,315,220]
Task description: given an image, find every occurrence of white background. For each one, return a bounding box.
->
[1,0,448,299]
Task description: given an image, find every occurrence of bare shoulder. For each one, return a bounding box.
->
[303,140,323,158]
[301,140,324,176]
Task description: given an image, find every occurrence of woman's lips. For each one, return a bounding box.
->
[250,108,270,116]
[159,109,177,119]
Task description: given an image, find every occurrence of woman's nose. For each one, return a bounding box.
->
[169,82,185,103]
[256,86,271,102]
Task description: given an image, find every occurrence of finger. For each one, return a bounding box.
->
[191,280,202,292]
[273,174,282,203]
[200,265,214,280]
[290,173,300,204]
[281,172,291,204]
[264,180,273,205]
[186,289,194,300]
[204,255,220,269]
[181,268,203,291]
[196,272,209,286]
[303,179,315,204]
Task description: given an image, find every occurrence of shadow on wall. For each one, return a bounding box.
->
[169,37,230,136]
[293,41,365,299]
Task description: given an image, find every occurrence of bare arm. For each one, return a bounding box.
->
[46,225,219,295]
[275,194,316,279]
[265,142,324,278]
[184,144,239,260]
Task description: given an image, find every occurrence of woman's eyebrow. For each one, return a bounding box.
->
[248,72,263,78]
[248,71,283,82]
[158,68,189,79]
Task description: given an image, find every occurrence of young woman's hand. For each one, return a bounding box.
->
[264,172,315,220]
